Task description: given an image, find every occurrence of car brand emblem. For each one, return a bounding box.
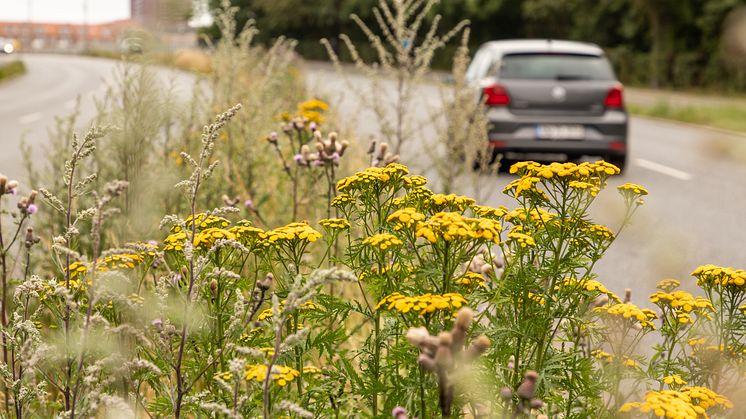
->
[551,86,566,101]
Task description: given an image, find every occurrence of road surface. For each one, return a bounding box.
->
[1,54,744,301]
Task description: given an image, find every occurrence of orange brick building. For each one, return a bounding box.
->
[0,19,135,51]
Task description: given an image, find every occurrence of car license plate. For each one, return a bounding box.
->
[535,125,585,140]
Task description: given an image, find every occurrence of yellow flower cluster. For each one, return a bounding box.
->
[584,224,614,241]
[298,98,329,124]
[617,183,649,196]
[228,225,267,246]
[403,175,427,188]
[681,386,733,410]
[387,208,426,231]
[193,228,236,249]
[503,176,542,198]
[331,193,354,208]
[257,301,320,321]
[691,264,746,289]
[510,160,620,178]
[319,218,351,230]
[427,194,475,211]
[558,277,618,301]
[649,290,715,324]
[568,180,600,196]
[362,233,402,250]
[172,213,230,233]
[591,350,638,367]
[163,231,188,251]
[663,374,687,386]
[265,222,322,244]
[505,208,556,224]
[243,364,300,387]
[455,272,487,289]
[303,365,322,375]
[620,390,704,418]
[336,163,409,193]
[472,205,508,219]
[594,302,658,329]
[416,212,501,244]
[507,230,536,248]
[657,278,681,292]
[376,292,467,315]
[65,253,145,281]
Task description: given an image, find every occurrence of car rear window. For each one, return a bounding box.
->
[499,53,615,81]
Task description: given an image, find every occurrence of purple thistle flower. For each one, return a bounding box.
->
[309,122,317,131]
[313,159,324,167]
[148,240,158,246]
[293,154,304,163]
[9,188,17,195]
[331,152,340,163]
[270,131,278,141]
[27,204,38,215]
[244,199,254,209]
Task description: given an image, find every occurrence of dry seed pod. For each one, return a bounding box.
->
[516,370,539,400]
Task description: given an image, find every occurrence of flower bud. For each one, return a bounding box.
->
[258,273,273,291]
[455,307,473,331]
[267,131,278,144]
[406,326,429,347]
[500,387,513,401]
[517,370,539,400]
[367,140,376,155]
[417,354,436,371]
[210,279,218,296]
[624,288,632,303]
[28,190,37,204]
[529,398,544,409]
[391,407,408,419]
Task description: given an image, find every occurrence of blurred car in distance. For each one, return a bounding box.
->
[466,39,628,171]
[1,38,16,54]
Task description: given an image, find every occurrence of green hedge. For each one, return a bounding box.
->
[0,60,26,82]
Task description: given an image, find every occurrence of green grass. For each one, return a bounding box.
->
[629,100,746,133]
[0,59,26,82]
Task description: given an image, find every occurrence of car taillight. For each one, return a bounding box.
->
[604,84,624,108]
[483,84,510,106]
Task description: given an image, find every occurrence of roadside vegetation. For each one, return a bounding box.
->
[0,60,26,82]
[0,1,744,417]
[629,100,746,133]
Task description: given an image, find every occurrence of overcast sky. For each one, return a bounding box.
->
[0,0,130,24]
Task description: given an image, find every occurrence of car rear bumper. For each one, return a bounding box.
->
[486,107,628,157]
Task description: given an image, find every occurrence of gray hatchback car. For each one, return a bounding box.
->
[466,39,628,171]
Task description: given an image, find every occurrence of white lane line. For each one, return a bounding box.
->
[635,158,693,181]
[18,112,42,125]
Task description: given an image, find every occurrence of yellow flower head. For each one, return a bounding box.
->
[472,205,508,219]
[584,224,614,241]
[507,231,536,248]
[620,390,704,418]
[455,271,487,290]
[319,218,351,231]
[376,292,467,315]
[331,193,354,208]
[172,213,230,233]
[568,180,600,196]
[265,222,322,244]
[336,164,409,193]
[594,302,658,329]
[387,208,426,231]
[415,212,500,244]
[243,364,300,387]
[691,264,746,290]
[617,183,649,196]
[657,278,681,292]
[505,207,556,224]
[426,193,475,212]
[663,374,687,387]
[649,290,715,322]
[193,228,236,249]
[228,225,267,246]
[362,233,403,251]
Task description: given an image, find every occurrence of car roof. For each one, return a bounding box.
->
[479,39,604,57]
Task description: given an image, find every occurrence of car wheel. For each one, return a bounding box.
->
[607,154,627,173]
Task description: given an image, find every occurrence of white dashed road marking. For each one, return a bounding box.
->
[18,112,41,124]
[635,158,693,181]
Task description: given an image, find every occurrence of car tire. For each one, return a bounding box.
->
[607,154,627,173]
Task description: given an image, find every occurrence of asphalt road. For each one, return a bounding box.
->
[1,54,744,300]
